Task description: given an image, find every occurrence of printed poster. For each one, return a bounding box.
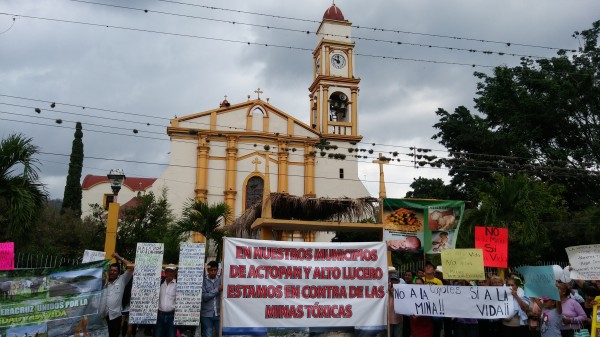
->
[222,238,387,335]
[393,284,514,319]
[0,260,109,337]
[382,199,465,255]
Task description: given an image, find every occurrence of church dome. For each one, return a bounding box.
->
[323,4,345,21]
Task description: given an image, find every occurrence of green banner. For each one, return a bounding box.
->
[0,260,109,337]
[382,199,465,255]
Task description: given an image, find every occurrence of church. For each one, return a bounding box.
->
[82,4,379,242]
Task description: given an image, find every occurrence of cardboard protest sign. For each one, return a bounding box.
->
[0,260,109,336]
[441,249,485,280]
[393,284,514,319]
[174,243,206,326]
[222,238,387,334]
[517,266,560,300]
[81,249,105,263]
[474,226,508,268]
[129,243,164,324]
[565,244,600,280]
[0,242,14,270]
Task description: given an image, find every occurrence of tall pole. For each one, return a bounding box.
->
[104,169,125,261]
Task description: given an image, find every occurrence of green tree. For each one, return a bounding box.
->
[177,200,232,261]
[405,177,466,201]
[61,122,84,216]
[433,20,600,210]
[0,134,47,245]
[458,174,566,264]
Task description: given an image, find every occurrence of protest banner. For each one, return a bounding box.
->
[129,242,164,324]
[0,260,109,337]
[517,266,560,300]
[441,249,485,280]
[222,238,387,335]
[474,226,508,268]
[393,284,514,319]
[0,242,14,270]
[382,199,465,255]
[81,250,105,263]
[565,244,600,280]
[174,243,205,326]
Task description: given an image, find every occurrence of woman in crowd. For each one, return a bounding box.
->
[503,278,530,337]
[557,283,587,337]
[411,278,433,337]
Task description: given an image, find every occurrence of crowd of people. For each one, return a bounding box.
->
[388,262,599,337]
[103,253,223,337]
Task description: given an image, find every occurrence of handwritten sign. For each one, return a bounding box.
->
[174,243,206,326]
[393,284,514,319]
[0,242,14,270]
[82,249,106,263]
[474,227,508,268]
[517,266,560,300]
[222,237,387,329]
[441,249,485,280]
[129,243,164,324]
[566,244,600,280]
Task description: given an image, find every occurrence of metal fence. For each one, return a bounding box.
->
[13,253,81,269]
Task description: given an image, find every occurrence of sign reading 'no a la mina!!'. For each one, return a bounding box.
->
[393,284,514,319]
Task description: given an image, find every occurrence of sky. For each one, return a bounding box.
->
[1,0,599,203]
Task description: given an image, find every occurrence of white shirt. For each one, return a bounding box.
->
[104,270,133,320]
[158,279,177,312]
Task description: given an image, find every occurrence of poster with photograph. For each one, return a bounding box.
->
[382,199,465,255]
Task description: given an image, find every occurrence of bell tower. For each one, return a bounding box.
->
[309,4,361,139]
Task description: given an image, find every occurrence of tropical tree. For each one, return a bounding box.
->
[61,122,84,216]
[405,177,467,201]
[432,20,600,210]
[176,200,232,261]
[0,134,47,244]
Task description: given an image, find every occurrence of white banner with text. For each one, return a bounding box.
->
[222,238,387,330]
[393,284,514,319]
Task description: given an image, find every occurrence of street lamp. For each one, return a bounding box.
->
[104,169,126,260]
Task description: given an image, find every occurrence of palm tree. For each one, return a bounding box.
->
[177,200,232,261]
[0,134,47,243]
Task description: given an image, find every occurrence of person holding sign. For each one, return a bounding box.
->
[558,283,587,337]
[155,264,177,337]
[103,253,134,337]
[201,261,222,337]
[502,279,530,337]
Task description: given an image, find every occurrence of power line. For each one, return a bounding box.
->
[152,0,575,51]
[0,12,496,69]
[69,0,564,60]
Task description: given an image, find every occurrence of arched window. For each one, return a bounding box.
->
[251,107,265,131]
[245,176,264,210]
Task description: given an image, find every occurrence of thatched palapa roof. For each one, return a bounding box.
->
[226,193,378,237]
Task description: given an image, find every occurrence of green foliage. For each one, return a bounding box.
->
[405,177,467,201]
[458,174,566,265]
[176,200,232,261]
[0,134,47,245]
[433,20,600,210]
[61,122,84,216]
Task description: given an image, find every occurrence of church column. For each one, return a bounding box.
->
[194,135,210,202]
[321,86,329,134]
[325,46,331,76]
[304,143,316,197]
[347,48,353,78]
[277,141,289,193]
[224,136,238,216]
[351,88,358,136]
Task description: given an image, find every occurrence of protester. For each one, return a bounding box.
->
[478,275,504,337]
[557,283,587,337]
[104,253,134,337]
[536,297,562,337]
[201,261,222,337]
[403,271,414,285]
[388,273,403,337]
[423,262,442,286]
[155,264,177,337]
[410,278,433,337]
[502,279,530,337]
[402,271,413,337]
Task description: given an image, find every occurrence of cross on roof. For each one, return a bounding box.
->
[254,88,263,99]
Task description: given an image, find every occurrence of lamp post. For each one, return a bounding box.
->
[104,169,126,260]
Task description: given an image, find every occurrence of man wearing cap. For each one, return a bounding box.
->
[155,264,177,337]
